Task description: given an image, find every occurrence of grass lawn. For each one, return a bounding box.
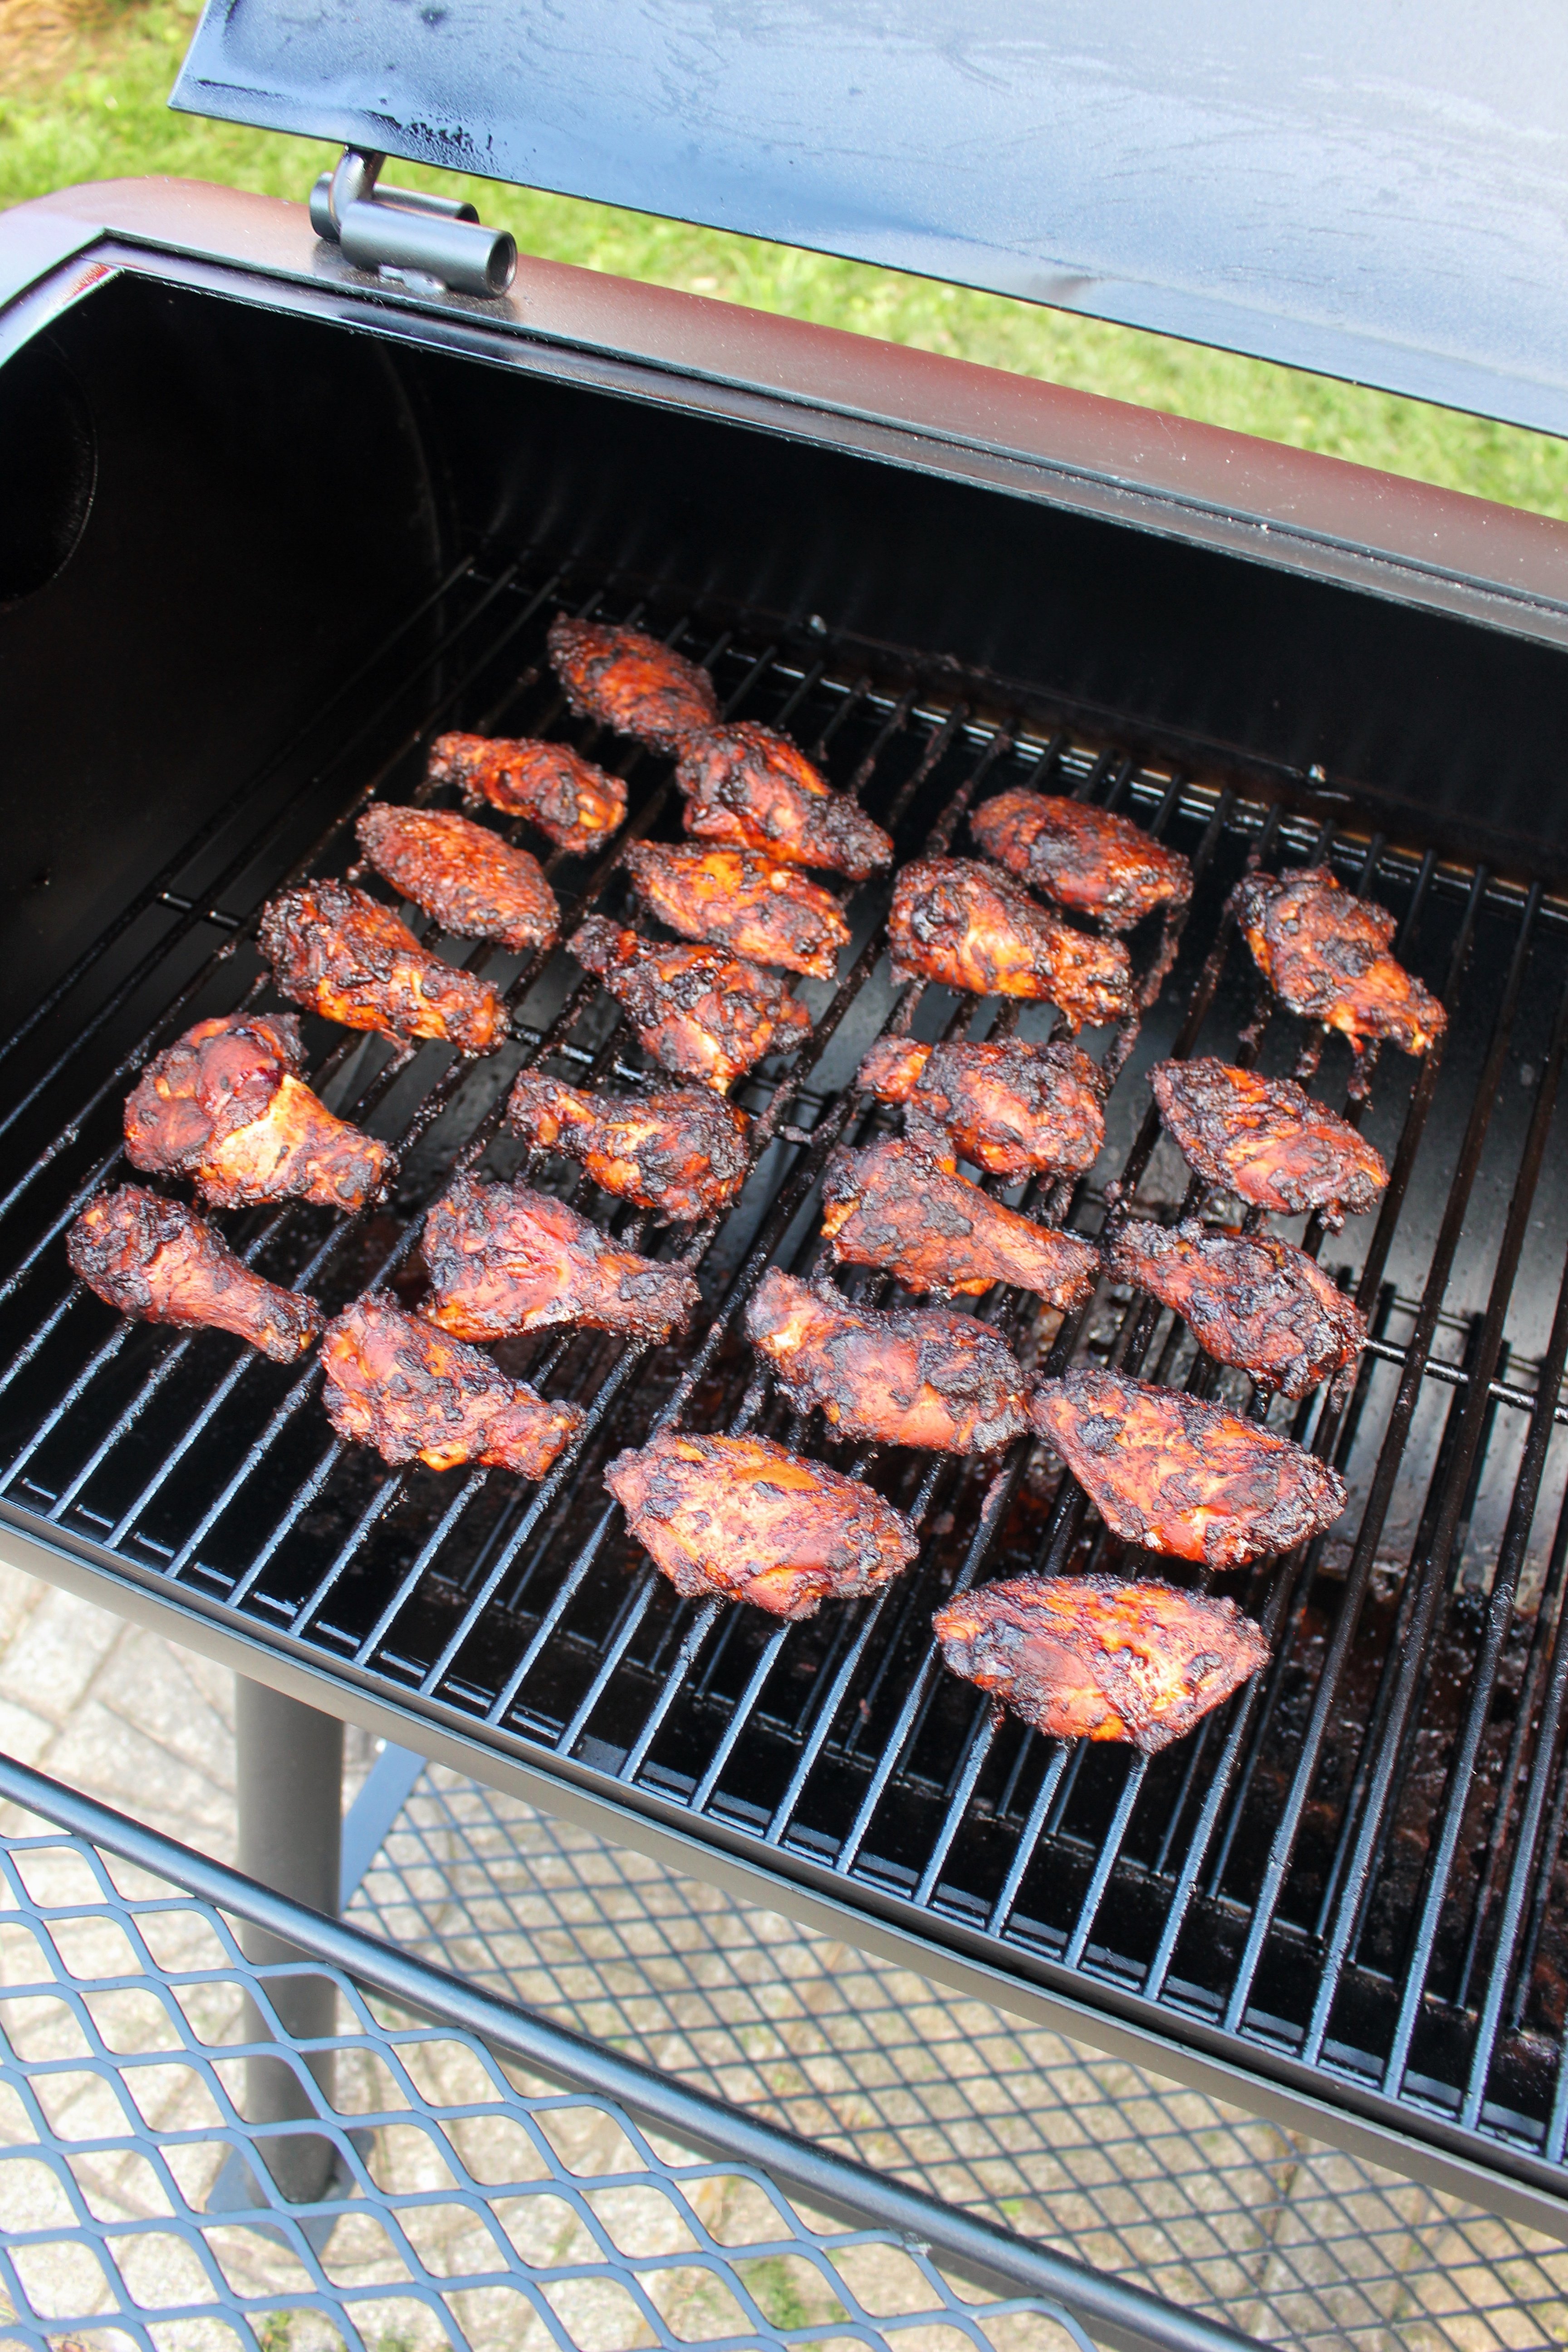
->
[5,0,1568,520]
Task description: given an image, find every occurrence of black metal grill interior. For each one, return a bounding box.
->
[5,549,1568,2193]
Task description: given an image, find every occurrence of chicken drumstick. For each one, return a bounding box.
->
[1105,1219,1366,1400]
[321,1298,583,1477]
[259,880,507,1054]
[858,1035,1105,1178]
[356,805,559,954]
[427,733,625,856]
[570,917,811,1093]
[507,1074,751,1222]
[1151,1057,1389,1225]
[548,615,720,753]
[623,841,849,980]
[970,789,1191,930]
[888,858,1134,1028]
[820,1134,1099,1306]
[420,1172,699,1343]
[1235,866,1446,1055]
[676,723,893,880]
[68,1186,322,1363]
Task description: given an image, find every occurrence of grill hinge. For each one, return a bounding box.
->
[309,148,516,301]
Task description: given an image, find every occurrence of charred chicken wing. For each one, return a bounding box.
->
[887,859,1134,1028]
[68,1187,322,1363]
[548,614,719,753]
[676,723,893,880]
[970,789,1191,930]
[356,805,559,955]
[124,1013,390,1212]
[258,880,507,1054]
[747,1268,1029,1453]
[623,841,849,980]
[1105,1219,1366,1400]
[933,1574,1269,1753]
[1030,1367,1347,1568]
[321,1298,582,1477]
[605,1428,918,1617]
[858,1035,1105,1179]
[507,1074,750,1223]
[1235,866,1446,1055]
[420,1171,699,1343]
[427,732,626,856]
[1151,1057,1389,1224]
[820,1134,1100,1306]
[570,916,811,1092]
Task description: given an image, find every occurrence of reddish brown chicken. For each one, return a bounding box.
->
[320,1298,583,1477]
[820,1135,1100,1305]
[507,1075,750,1223]
[1030,1368,1347,1568]
[933,1575,1269,1754]
[356,805,559,954]
[427,732,626,855]
[676,723,893,880]
[1151,1058,1389,1225]
[858,1035,1105,1178]
[970,789,1192,930]
[887,859,1135,1028]
[258,880,508,1054]
[604,1429,918,1617]
[548,615,720,752]
[68,1187,322,1363]
[570,917,811,1092]
[1235,867,1446,1055]
[747,1269,1029,1453]
[124,1013,390,1212]
[420,1172,699,1343]
[623,841,849,980]
[1105,1220,1366,1401]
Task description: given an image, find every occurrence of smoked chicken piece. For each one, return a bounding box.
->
[887,859,1135,1028]
[258,880,507,1054]
[427,732,625,856]
[1030,1368,1347,1568]
[507,1074,750,1223]
[858,1035,1105,1179]
[548,614,719,753]
[570,917,811,1093]
[68,1187,322,1364]
[747,1268,1029,1454]
[420,1171,699,1343]
[820,1134,1099,1306]
[605,1428,918,1618]
[623,841,850,980]
[1151,1057,1389,1225]
[933,1574,1269,1754]
[1105,1219,1366,1401]
[124,1013,390,1212]
[676,723,893,880]
[320,1298,582,1477]
[356,805,559,955]
[971,789,1191,930]
[1235,866,1446,1056]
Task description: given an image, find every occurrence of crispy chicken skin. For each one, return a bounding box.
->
[623,841,850,980]
[676,723,893,880]
[420,1171,699,1343]
[507,1075,750,1223]
[820,1134,1100,1306]
[1030,1368,1347,1568]
[747,1268,1029,1453]
[427,732,626,856]
[570,916,811,1093]
[356,805,559,955]
[858,1036,1105,1178]
[68,1187,322,1363]
[605,1429,918,1617]
[548,615,719,753]
[1106,1220,1367,1400]
[320,1298,582,1477]
[1235,867,1446,1055]
[887,859,1135,1028]
[933,1574,1269,1754]
[1151,1058,1389,1224]
[258,880,508,1054]
[970,789,1192,930]
[124,1013,390,1212]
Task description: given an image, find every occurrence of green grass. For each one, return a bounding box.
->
[7,0,1568,519]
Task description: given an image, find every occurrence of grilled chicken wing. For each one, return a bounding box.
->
[1030,1367,1347,1568]
[124,1013,390,1212]
[427,732,625,856]
[858,1036,1105,1179]
[820,1134,1099,1306]
[420,1171,699,1343]
[258,880,507,1054]
[1151,1057,1388,1225]
[1236,867,1446,1055]
[971,790,1191,930]
[623,841,849,980]
[887,859,1134,1028]
[321,1298,582,1477]
[356,805,559,955]
[570,916,811,1093]
[1106,1219,1366,1400]
[747,1268,1029,1453]
[548,614,719,753]
[507,1075,750,1222]
[676,723,893,879]
[68,1187,323,1363]
[605,1428,918,1617]
[933,1574,1269,1754]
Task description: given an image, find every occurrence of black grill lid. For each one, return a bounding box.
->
[170,2,1568,435]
